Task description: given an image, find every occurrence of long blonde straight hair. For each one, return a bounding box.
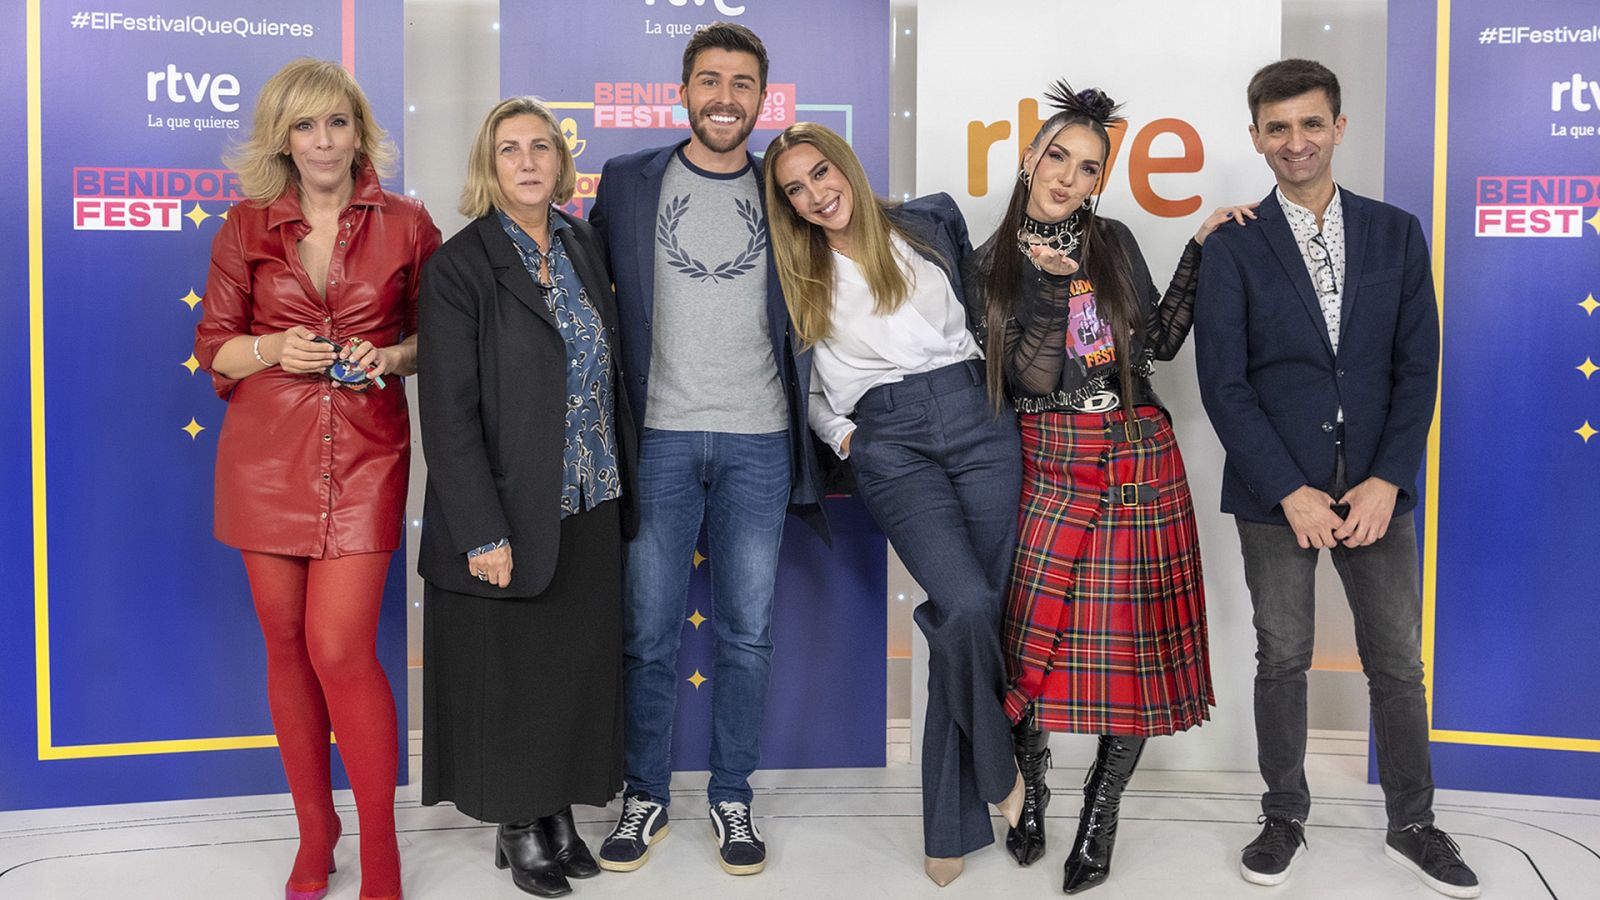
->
[763,123,917,347]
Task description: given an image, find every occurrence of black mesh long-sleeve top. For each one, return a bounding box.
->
[969,217,1201,414]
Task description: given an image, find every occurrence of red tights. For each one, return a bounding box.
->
[242,550,401,899]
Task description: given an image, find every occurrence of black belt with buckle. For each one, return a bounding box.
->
[1116,483,1160,505]
[1109,417,1159,444]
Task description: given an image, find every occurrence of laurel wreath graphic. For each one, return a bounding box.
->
[656,195,768,283]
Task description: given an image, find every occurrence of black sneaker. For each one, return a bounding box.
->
[1240,815,1307,885]
[597,793,669,872]
[1385,824,1480,898]
[709,800,766,875]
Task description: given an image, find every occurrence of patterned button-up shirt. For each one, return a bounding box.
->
[499,208,621,517]
[1277,185,1346,354]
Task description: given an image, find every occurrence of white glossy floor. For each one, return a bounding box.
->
[1,726,1596,899]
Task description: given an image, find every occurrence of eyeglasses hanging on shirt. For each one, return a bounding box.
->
[1305,233,1339,295]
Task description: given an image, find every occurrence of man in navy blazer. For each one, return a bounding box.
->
[1195,60,1477,898]
[586,22,822,878]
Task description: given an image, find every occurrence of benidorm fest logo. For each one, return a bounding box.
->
[73,167,240,232]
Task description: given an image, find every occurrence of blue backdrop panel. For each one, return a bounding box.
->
[1385,0,1600,799]
[1,0,408,812]
[500,0,892,771]
[0,0,35,813]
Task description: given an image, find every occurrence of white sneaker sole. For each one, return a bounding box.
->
[717,855,766,876]
[709,822,766,875]
[597,824,670,873]
[1240,841,1306,886]
[1384,843,1481,898]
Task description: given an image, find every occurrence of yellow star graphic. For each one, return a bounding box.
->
[687,669,708,689]
[1588,206,1600,235]
[181,353,200,375]
[1577,421,1598,443]
[1581,294,1600,316]
[687,609,707,630]
[181,417,206,439]
[219,208,229,221]
[692,548,706,569]
[180,289,203,310]
[185,203,211,228]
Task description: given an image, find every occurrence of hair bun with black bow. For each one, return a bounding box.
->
[1043,80,1125,128]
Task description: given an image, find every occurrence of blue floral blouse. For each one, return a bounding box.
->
[498,208,622,517]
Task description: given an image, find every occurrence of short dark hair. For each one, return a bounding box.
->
[681,21,768,90]
[1247,58,1341,124]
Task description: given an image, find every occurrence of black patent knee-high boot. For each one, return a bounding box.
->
[1005,706,1052,866]
[1062,734,1146,894]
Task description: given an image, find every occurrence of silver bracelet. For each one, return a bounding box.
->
[252,334,275,367]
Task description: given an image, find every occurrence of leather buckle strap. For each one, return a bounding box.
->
[1111,418,1158,444]
[1117,483,1159,506]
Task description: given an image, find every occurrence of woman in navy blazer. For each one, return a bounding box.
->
[764,122,1025,886]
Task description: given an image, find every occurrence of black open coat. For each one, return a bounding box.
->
[416,209,639,597]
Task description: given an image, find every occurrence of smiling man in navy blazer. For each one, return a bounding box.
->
[1195,59,1477,898]
[585,22,824,879]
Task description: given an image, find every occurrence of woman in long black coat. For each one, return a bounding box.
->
[417,96,637,899]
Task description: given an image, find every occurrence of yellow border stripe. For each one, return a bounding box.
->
[1419,0,1449,725]
[26,2,292,760]
[40,734,284,761]
[27,0,51,761]
[1431,730,1600,754]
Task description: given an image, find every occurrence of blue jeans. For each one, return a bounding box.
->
[850,360,1022,857]
[622,428,791,806]
[1236,510,1434,829]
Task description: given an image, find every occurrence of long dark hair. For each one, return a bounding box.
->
[981,82,1143,409]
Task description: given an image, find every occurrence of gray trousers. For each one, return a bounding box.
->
[850,360,1022,857]
[1235,502,1435,829]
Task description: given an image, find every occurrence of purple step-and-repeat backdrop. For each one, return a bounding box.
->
[499,0,892,773]
[1387,0,1600,799]
[1,0,408,810]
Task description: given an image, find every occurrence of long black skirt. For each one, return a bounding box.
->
[421,500,624,822]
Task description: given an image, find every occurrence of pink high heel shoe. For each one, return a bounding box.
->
[284,821,342,900]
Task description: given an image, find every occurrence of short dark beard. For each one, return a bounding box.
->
[686,99,758,155]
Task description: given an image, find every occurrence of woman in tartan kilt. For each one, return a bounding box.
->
[972,82,1254,893]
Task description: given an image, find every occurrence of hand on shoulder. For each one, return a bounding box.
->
[1194,202,1260,245]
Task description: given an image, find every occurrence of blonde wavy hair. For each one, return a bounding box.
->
[763,123,921,347]
[225,58,395,205]
[459,97,576,219]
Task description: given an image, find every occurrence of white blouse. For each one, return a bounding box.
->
[808,234,982,457]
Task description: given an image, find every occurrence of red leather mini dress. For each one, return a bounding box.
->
[195,163,441,558]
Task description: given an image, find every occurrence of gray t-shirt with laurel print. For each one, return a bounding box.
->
[645,151,787,433]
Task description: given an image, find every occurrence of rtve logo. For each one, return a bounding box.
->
[645,0,747,16]
[968,99,1205,217]
[1552,73,1600,111]
[146,64,241,112]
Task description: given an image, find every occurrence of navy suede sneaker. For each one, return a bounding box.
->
[709,800,766,875]
[597,793,669,872]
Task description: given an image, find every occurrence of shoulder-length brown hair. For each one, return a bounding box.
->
[763,122,922,347]
[459,97,576,219]
[225,58,395,205]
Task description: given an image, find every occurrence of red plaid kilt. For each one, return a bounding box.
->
[1002,406,1214,735]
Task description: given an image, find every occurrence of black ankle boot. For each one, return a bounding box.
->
[1006,706,1052,866]
[1062,734,1145,894]
[495,819,572,897]
[539,806,600,879]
